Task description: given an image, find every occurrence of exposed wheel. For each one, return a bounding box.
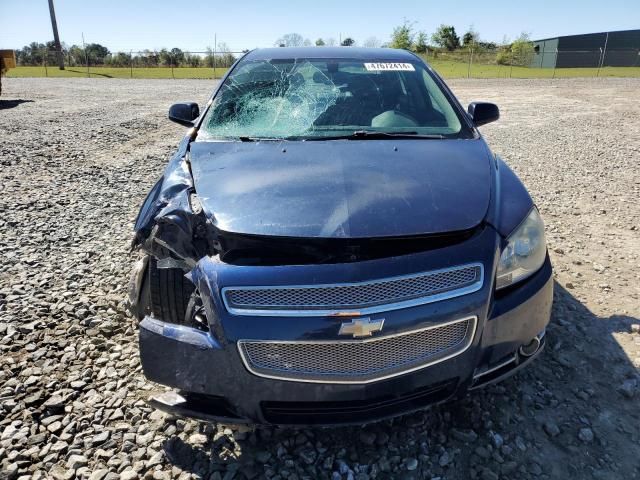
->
[148,254,195,324]
[128,256,151,321]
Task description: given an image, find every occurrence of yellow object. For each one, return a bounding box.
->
[1,50,17,71]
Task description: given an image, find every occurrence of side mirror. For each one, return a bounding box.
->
[467,102,499,127]
[168,102,200,127]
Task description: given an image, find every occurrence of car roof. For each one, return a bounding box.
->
[243,47,421,62]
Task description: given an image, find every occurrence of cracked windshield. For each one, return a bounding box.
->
[198,58,465,140]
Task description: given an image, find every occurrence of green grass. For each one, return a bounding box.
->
[427,59,640,78]
[7,63,640,80]
[7,66,229,79]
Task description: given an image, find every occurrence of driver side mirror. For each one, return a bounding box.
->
[467,102,499,127]
[168,102,200,127]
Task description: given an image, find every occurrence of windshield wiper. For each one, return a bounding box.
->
[238,136,286,142]
[301,130,446,141]
[354,130,445,139]
[237,131,446,142]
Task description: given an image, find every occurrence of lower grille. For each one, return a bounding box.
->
[238,317,476,383]
[261,379,457,425]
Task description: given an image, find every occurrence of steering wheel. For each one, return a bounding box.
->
[391,110,419,125]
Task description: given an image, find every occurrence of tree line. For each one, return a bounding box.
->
[15,23,536,69]
[388,22,535,66]
[15,42,240,68]
[277,22,535,66]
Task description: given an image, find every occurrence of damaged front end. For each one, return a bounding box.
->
[128,137,216,326]
[127,138,484,326]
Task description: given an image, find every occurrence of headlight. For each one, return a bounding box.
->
[496,208,547,289]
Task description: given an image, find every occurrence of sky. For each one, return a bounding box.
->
[1,0,638,52]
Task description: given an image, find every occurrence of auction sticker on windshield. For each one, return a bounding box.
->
[364,62,415,71]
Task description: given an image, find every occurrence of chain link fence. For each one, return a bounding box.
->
[423,47,640,78]
[16,49,246,79]
[10,47,640,79]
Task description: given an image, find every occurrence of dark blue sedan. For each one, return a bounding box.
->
[128,47,552,426]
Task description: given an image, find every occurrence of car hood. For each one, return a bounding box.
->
[189,139,492,238]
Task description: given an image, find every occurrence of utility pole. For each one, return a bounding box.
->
[48,0,65,70]
[82,33,89,77]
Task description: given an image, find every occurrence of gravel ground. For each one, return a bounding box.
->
[1,77,639,480]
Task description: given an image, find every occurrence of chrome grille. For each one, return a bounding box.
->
[223,263,483,316]
[238,317,475,383]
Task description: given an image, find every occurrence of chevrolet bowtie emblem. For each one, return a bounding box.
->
[339,317,385,338]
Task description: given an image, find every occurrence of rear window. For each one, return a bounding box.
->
[198,58,469,140]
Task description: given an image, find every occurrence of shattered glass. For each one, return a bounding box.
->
[198,57,467,140]
[199,61,341,139]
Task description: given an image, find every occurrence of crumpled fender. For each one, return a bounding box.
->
[131,137,213,269]
[133,138,191,239]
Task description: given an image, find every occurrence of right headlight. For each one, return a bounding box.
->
[496,208,547,290]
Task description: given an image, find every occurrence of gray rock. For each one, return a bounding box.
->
[543,420,560,437]
[135,431,155,446]
[489,432,504,449]
[619,379,637,399]
[67,455,89,470]
[187,433,207,445]
[49,465,74,480]
[450,428,478,443]
[529,462,543,476]
[299,448,316,465]
[18,322,37,334]
[89,469,109,480]
[23,392,43,406]
[146,451,164,468]
[404,458,418,471]
[515,436,527,452]
[0,463,19,480]
[119,470,138,480]
[91,430,110,446]
[43,395,65,410]
[27,432,47,445]
[578,428,594,443]
[501,461,518,475]
[481,469,499,480]
[70,380,87,390]
[475,446,491,459]
[47,421,63,434]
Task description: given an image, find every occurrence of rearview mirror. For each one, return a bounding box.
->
[168,102,200,127]
[467,102,499,127]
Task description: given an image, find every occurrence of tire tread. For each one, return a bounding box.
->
[148,254,194,324]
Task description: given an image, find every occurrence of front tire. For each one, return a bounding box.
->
[148,255,195,324]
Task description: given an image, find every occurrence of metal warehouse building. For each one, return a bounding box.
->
[532,29,640,68]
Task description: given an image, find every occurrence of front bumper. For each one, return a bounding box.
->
[139,235,553,426]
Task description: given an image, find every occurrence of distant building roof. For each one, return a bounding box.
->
[534,28,640,43]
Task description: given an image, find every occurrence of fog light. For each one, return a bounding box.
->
[186,291,210,332]
[519,336,541,357]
